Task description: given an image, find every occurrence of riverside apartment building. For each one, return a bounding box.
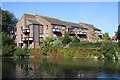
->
[15,14,102,48]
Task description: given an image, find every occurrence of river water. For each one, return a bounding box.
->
[2,58,120,79]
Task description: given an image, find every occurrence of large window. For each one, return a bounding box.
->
[39,26,43,33]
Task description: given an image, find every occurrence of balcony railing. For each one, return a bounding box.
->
[98,33,102,36]
[21,37,33,42]
[29,37,33,41]
[98,33,102,39]
[52,28,60,33]
[22,29,30,34]
[77,31,87,35]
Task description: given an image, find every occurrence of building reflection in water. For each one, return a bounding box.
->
[2,58,120,79]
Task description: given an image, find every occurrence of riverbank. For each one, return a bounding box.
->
[30,48,94,58]
[30,48,120,60]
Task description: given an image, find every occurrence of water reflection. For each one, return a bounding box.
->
[2,58,120,79]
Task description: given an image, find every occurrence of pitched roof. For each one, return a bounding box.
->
[112,36,117,40]
[41,16,66,26]
[27,18,43,25]
[63,21,87,29]
[80,22,101,31]
[40,15,87,29]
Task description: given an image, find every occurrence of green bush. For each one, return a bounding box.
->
[72,36,80,43]
[52,40,64,48]
[2,32,14,46]
[70,42,102,48]
[2,32,15,57]
[13,46,30,58]
[118,40,120,48]
[93,42,119,60]
[62,32,71,45]
[57,48,92,58]
[58,49,77,58]
[2,45,15,56]
[40,37,56,55]
[70,42,80,48]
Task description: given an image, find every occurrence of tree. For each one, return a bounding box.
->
[2,9,18,34]
[116,25,120,48]
[2,32,15,56]
[40,37,56,55]
[103,33,111,41]
[116,25,120,40]
[0,7,1,48]
[62,32,71,45]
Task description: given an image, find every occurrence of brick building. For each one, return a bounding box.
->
[15,14,102,48]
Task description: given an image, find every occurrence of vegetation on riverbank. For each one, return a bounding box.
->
[38,36,119,60]
[1,31,119,60]
[1,32,30,58]
[2,32,15,57]
[93,42,120,60]
[13,45,30,58]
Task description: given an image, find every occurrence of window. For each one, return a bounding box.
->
[46,25,48,29]
[39,38,43,42]
[21,26,23,30]
[39,26,43,33]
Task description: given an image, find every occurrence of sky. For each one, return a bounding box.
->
[2,2,118,37]
[1,0,120,2]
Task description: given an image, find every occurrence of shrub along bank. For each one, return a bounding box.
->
[93,42,120,60]
[31,48,94,59]
[70,42,102,48]
[37,37,120,60]
[13,46,30,58]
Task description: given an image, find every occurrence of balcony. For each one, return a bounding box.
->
[52,28,60,33]
[29,37,33,41]
[69,31,75,35]
[77,31,87,38]
[98,33,102,36]
[77,31,87,35]
[21,37,33,42]
[98,33,102,39]
[22,29,30,34]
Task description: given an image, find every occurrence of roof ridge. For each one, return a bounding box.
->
[40,15,62,21]
[80,22,101,31]
[80,22,93,26]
